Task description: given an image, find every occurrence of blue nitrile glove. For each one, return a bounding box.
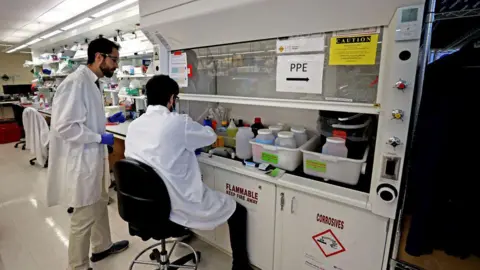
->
[100,134,114,145]
[108,112,126,123]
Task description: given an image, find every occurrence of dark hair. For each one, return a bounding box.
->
[146,75,179,106]
[87,38,120,64]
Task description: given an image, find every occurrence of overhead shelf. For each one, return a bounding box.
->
[118,94,147,100]
[178,94,381,114]
[116,73,155,79]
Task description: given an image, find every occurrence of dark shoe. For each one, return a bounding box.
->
[232,264,254,270]
[90,240,129,262]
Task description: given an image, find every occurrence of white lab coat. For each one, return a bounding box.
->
[125,105,236,230]
[46,65,108,208]
[22,107,49,166]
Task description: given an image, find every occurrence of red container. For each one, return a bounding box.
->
[0,123,21,144]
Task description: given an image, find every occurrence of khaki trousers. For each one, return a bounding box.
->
[68,176,112,270]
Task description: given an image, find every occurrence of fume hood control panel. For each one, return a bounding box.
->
[395,6,422,41]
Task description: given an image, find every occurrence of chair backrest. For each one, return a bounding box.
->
[13,105,25,138]
[113,158,172,229]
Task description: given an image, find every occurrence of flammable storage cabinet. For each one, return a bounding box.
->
[139,0,426,269]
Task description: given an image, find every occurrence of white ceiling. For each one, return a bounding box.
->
[0,0,108,44]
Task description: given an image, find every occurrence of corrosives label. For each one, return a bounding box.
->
[329,34,379,65]
[262,152,279,164]
[306,160,327,173]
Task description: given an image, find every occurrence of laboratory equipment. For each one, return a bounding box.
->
[236,127,254,159]
[250,136,314,171]
[290,126,308,147]
[2,84,32,96]
[140,1,427,269]
[275,131,297,149]
[302,137,368,185]
[322,137,348,158]
[255,129,275,145]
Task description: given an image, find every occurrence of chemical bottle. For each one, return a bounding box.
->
[251,117,265,137]
[227,119,238,138]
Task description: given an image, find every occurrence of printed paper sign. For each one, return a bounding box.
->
[312,229,346,257]
[277,35,325,54]
[329,34,379,65]
[169,52,188,87]
[276,54,324,94]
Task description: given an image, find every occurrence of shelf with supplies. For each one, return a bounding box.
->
[118,94,147,100]
[116,73,155,79]
[178,94,381,114]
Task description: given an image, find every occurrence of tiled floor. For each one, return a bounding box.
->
[0,143,232,270]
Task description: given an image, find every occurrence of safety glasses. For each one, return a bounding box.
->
[100,53,119,64]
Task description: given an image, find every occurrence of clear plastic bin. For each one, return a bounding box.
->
[301,136,368,185]
[249,136,315,171]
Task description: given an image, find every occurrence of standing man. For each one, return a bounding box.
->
[46,38,129,270]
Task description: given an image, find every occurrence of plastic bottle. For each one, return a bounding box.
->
[275,131,297,148]
[291,126,308,147]
[227,119,238,138]
[236,127,254,159]
[322,137,348,158]
[251,117,265,137]
[255,129,275,145]
[268,125,282,138]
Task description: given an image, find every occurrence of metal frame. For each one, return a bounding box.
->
[178,94,380,114]
[129,239,199,270]
[435,8,480,21]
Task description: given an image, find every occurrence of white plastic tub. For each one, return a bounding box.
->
[301,136,368,185]
[249,136,316,171]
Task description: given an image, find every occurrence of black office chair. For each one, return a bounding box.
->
[12,104,26,150]
[113,158,201,270]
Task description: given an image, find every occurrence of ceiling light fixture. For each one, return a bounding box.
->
[25,38,43,46]
[6,44,28,53]
[61,17,93,31]
[41,30,63,39]
[91,0,137,18]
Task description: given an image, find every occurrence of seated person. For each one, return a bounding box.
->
[124,75,253,270]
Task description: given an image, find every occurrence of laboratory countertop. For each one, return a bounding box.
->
[107,120,370,210]
[106,120,132,139]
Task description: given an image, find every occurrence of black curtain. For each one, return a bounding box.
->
[405,41,480,259]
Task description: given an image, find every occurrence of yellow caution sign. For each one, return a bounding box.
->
[329,34,379,65]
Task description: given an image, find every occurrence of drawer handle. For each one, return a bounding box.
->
[291,196,296,214]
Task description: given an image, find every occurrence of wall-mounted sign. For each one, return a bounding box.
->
[276,54,324,94]
[277,35,325,54]
[329,34,379,65]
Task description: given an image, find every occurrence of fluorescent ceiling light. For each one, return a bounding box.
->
[91,0,137,18]
[41,30,63,39]
[61,18,93,31]
[6,44,28,53]
[26,38,43,46]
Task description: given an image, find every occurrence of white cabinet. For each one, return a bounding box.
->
[192,163,216,243]
[274,187,389,270]
[213,168,276,270]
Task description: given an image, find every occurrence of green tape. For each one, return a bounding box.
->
[306,160,326,173]
[262,152,278,164]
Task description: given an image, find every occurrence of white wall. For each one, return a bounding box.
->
[0,52,33,94]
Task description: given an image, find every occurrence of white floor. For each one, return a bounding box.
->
[0,143,233,270]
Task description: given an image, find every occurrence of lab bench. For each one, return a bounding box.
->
[106,122,389,270]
